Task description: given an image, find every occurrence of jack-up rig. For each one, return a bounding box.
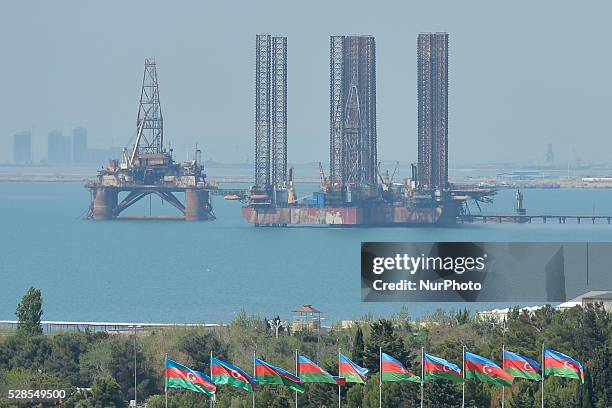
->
[241,34,495,226]
[86,59,244,221]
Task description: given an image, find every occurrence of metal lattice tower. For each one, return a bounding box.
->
[255,35,271,188]
[136,59,164,155]
[271,37,288,189]
[417,33,448,191]
[329,35,377,187]
[255,34,288,190]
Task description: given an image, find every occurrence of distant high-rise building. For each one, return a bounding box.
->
[13,131,32,164]
[329,35,377,188]
[73,127,88,164]
[47,130,71,164]
[546,142,554,164]
[417,32,448,191]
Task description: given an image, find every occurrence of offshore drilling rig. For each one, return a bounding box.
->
[86,59,232,221]
[241,33,495,226]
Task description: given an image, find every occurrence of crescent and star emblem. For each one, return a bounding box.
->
[186,372,198,382]
[523,362,531,371]
[482,365,494,375]
[230,369,242,379]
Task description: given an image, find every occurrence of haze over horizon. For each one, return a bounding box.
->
[1,0,610,165]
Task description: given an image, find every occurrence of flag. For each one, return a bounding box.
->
[503,350,541,381]
[297,355,338,384]
[381,352,421,383]
[464,352,513,387]
[423,353,462,382]
[333,376,346,385]
[544,349,584,383]
[338,353,370,384]
[211,357,258,393]
[254,358,305,393]
[165,358,216,396]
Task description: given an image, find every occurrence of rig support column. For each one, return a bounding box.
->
[92,188,117,220]
[185,189,211,221]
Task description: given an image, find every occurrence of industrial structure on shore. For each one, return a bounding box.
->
[86,59,243,221]
[242,33,494,226]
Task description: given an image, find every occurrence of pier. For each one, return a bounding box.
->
[459,214,612,225]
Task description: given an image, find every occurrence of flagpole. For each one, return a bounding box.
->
[295,349,299,408]
[501,344,505,408]
[338,348,341,408]
[379,347,382,408]
[164,353,168,408]
[420,347,424,408]
[541,343,544,408]
[462,345,465,408]
[253,350,256,408]
[210,351,214,408]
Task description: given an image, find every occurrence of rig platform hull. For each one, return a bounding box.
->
[241,203,460,226]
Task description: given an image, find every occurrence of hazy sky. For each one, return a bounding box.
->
[1,0,610,165]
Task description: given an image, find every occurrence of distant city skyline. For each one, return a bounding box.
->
[1,1,611,166]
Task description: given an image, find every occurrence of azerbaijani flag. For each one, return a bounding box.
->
[339,353,370,384]
[297,355,338,384]
[503,350,541,381]
[254,358,305,393]
[544,349,584,383]
[423,353,462,382]
[464,352,513,387]
[211,357,258,393]
[381,352,421,383]
[165,358,216,396]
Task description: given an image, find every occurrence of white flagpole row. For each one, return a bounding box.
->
[295,349,299,408]
[462,345,465,408]
[501,344,505,408]
[379,347,382,408]
[541,343,545,408]
[420,347,424,408]
[164,353,168,408]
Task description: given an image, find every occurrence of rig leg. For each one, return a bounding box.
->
[92,188,118,220]
[185,189,213,221]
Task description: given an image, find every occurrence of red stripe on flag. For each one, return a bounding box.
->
[504,359,537,372]
[424,361,460,374]
[544,357,581,371]
[298,362,324,374]
[381,361,414,375]
[166,367,216,391]
[465,360,513,381]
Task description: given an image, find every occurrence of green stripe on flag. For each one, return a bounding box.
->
[342,372,366,384]
[465,369,512,387]
[301,373,337,384]
[424,371,463,383]
[505,368,541,381]
[166,378,215,396]
[544,367,583,382]
[212,374,255,393]
[381,372,421,383]
[256,375,304,393]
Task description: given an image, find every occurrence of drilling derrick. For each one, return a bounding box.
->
[136,59,164,156]
[417,33,448,193]
[329,35,377,203]
[86,59,245,221]
[253,34,288,205]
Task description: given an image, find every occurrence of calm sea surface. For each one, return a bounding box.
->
[2,176,612,324]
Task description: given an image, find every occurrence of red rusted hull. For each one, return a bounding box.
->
[241,203,459,226]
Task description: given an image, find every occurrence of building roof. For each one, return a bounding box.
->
[292,304,321,313]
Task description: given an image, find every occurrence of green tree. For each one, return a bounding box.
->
[364,319,411,373]
[178,329,229,373]
[351,326,365,366]
[15,287,43,336]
